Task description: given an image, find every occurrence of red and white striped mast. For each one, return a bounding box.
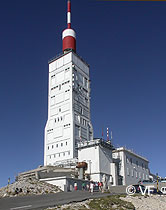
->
[62,0,76,53]
[107,128,109,141]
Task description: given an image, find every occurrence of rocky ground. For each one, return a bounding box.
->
[47,200,91,210]
[121,194,166,210]
[46,195,166,210]
[46,195,135,210]
[0,177,61,198]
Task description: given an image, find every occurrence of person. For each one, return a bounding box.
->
[86,183,89,191]
[97,182,100,191]
[102,174,107,193]
[8,178,10,185]
[82,182,85,190]
[90,181,94,194]
[74,182,77,191]
[99,182,103,192]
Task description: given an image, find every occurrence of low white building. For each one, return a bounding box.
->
[78,138,118,186]
[77,139,149,187]
[112,147,149,186]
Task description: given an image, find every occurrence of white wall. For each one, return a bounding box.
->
[78,141,114,184]
[41,177,67,191]
[78,145,99,177]
[113,148,149,186]
[44,51,93,166]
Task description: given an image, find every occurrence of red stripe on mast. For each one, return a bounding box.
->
[68,0,71,12]
[67,0,71,29]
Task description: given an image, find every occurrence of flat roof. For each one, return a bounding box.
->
[77,138,113,150]
[112,147,149,162]
[48,50,89,67]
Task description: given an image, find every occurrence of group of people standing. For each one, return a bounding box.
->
[74,181,104,194]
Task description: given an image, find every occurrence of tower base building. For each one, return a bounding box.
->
[42,0,150,191]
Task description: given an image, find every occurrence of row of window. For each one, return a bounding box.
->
[48,141,68,150]
[65,89,70,92]
[47,129,53,132]
[49,151,70,159]
[127,168,148,180]
[54,116,70,125]
[64,123,70,127]
[51,80,70,91]
[51,67,70,79]
[47,114,71,133]
[55,116,63,122]
[126,156,148,170]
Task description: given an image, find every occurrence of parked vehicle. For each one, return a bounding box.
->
[133,184,145,193]
[160,179,166,183]
[151,187,162,195]
[138,180,154,184]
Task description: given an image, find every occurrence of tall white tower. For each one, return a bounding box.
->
[44,0,93,166]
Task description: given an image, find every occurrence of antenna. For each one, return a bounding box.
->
[107,127,109,141]
[102,128,104,139]
[62,0,76,53]
[67,0,71,29]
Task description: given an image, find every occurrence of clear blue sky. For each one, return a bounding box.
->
[0,0,166,187]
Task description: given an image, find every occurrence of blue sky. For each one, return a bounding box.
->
[0,0,166,187]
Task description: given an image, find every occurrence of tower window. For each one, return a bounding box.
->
[142,163,144,169]
[61,143,63,147]
[48,146,49,150]
[84,78,88,88]
[52,145,54,149]
[66,142,67,146]
[136,161,138,167]
[56,144,58,148]
[63,153,65,156]
[126,156,129,163]
[127,168,130,176]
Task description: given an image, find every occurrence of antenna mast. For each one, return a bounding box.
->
[62,0,76,53]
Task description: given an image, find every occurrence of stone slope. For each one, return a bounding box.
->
[0,177,61,198]
[121,195,166,210]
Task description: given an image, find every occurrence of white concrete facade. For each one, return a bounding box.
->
[112,147,149,186]
[77,140,149,187]
[44,51,93,166]
[78,139,118,186]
